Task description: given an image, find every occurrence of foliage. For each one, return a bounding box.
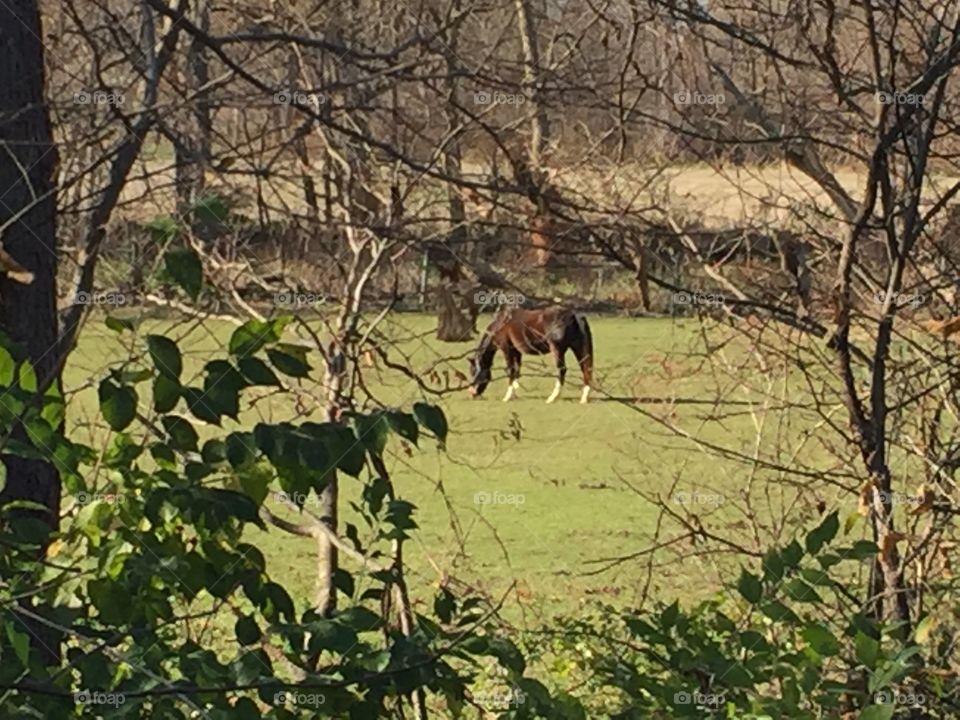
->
[541,513,959,719]
[0,259,581,718]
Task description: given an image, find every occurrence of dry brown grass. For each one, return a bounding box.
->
[115,157,960,234]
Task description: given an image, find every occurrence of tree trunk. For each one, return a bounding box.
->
[434,1,475,340]
[175,0,210,221]
[515,0,548,167]
[0,0,62,665]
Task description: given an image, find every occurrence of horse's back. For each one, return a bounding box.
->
[486,306,578,353]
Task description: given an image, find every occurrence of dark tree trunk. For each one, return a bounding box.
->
[0,0,62,664]
[175,0,211,222]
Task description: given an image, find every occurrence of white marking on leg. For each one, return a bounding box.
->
[580,385,591,404]
[546,380,562,403]
[502,383,516,402]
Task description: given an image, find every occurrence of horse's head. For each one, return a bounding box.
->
[468,355,491,398]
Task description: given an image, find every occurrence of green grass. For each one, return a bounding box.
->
[64,312,829,625]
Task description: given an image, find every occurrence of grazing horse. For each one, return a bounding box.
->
[468,306,593,403]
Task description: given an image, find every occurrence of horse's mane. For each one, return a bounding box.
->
[475,329,495,360]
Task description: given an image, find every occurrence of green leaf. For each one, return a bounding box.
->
[806,511,840,554]
[120,367,153,384]
[41,384,65,428]
[229,319,278,358]
[855,631,880,669]
[191,194,229,225]
[434,588,455,623]
[802,623,840,656]
[5,623,29,667]
[762,548,785,582]
[306,619,357,655]
[17,362,37,392]
[183,387,222,425]
[386,411,419,446]
[262,582,295,622]
[413,402,448,445]
[333,568,355,599]
[737,569,762,604]
[337,606,382,633]
[660,600,679,629]
[844,512,862,535]
[351,413,389,456]
[841,541,879,560]
[161,415,199,452]
[781,539,804,569]
[858,705,895,720]
[164,248,203,300]
[760,601,799,624]
[226,432,257,469]
[147,215,180,244]
[784,579,822,603]
[146,335,183,379]
[311,423,365,477]
[238,357,281,387]
[487,637,526,674]
[105,316,138,334]
[202,439,228,465]
[153,374,181,413]
[267,345,311,378]
[915,614,937,644]
[202,362,244,419]
[235,615,261,646]
[98,379,137,432]
[0,346,13,386]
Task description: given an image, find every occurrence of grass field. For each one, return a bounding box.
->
[64,311,827,626]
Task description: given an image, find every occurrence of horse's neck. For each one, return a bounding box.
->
[477,332,498,364]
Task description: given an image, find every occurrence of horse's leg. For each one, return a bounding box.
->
[502,348,521,401]
[546,344,566,403]
[573,338,593,404]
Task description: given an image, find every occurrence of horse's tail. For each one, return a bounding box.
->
[575,314,594,371]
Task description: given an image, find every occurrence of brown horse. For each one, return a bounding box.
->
[468,306,594,403]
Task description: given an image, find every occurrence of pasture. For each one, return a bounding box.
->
[64,312,830,623]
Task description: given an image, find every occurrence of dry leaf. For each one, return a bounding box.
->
[909,483,935,515]
[880,531,907,563]
[920,316,960,339]
[857,482,874,516]
[0,246,33,284]
[46,538,65,558]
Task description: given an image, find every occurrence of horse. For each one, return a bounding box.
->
[468,306,594,403]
